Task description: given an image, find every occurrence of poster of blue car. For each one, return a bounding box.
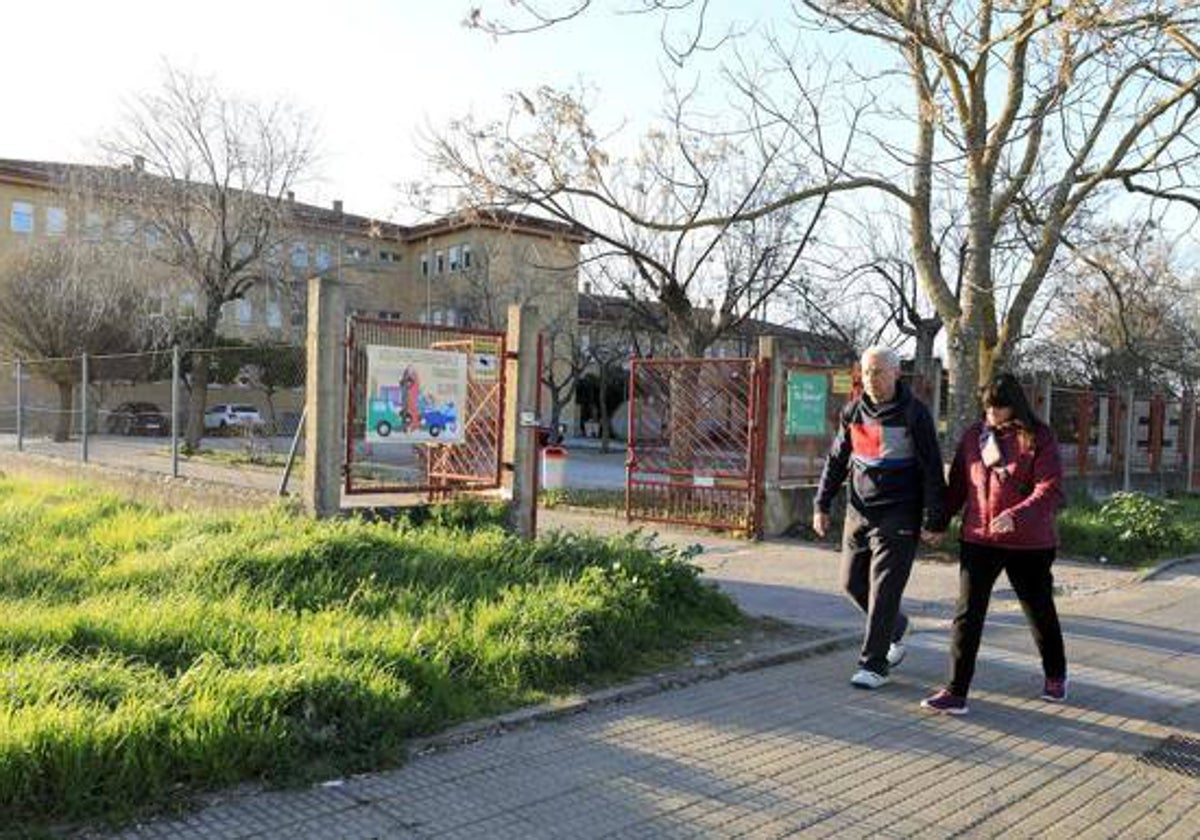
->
[365,346,468,444]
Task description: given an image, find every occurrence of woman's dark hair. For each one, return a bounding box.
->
[979,372,1043,437]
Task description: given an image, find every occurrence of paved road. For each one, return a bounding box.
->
[100,511,1200,839]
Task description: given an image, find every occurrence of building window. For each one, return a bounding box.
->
[10,201,33,234]
[379,250,401,263]
[291,242,309,269]
[435,250,445,274]
[378,310,403,321]
[290,283,306,328]
[315,245,331,271]
[83,211,104,241]
[179,290,198,313]
[45,207,67,236]
[448,244,462,272]
[237,298,253,325]
[346,245,370,262]
[462,244,472,270]
[144,223,161,247]
[266,283,282,328]
[420,253,430,276]
[114,216,138,242]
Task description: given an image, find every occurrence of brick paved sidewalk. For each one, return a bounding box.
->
[103,561,1200,840]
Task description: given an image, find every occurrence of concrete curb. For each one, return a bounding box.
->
[1136,553,1200,584]
[407,630,861,757]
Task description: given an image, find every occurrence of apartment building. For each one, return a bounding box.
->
[0,158,586,344]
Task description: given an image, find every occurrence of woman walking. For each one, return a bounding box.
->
[921,373,1068,715]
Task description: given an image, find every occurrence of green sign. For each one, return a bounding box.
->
[786,372,828,436]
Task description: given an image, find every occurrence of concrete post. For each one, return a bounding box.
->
[80,352,89,463]
[15,357,22,452]
[171,345,180,478]
[759,337,789,537]
[1123,385,1135,492]
[304,275,346,518]
[503,304,540,539]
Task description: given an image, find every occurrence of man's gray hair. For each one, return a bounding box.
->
[861,346,900,369]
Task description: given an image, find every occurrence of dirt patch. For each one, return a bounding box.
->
[0,451,284,513]
[681,616,838,670]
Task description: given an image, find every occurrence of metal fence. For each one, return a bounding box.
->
[0,344,307,494]
[772,363,1196,490]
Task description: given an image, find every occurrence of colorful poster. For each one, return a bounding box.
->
[786,372,828,437]
[365,345,468,444]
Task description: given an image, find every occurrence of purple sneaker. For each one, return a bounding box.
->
[1042,677,1068,702]
[920,688,969,715]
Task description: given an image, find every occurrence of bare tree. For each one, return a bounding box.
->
[464,1,1200,440]
[1027,220,1200,392]
[101,63,318,447]
[421,82,831,359]
[0,241,158,441]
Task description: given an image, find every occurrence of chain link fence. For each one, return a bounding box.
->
[0,344,307,494]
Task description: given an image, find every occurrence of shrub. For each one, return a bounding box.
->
[1098,492,1182,552]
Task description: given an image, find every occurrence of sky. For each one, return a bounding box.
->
[5,0,788,223]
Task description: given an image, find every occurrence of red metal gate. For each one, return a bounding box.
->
[344,317,506,496]
[625,357,769,536]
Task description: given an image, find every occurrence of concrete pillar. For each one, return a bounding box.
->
[503,304,540,539]
[759,337,790,537]
[304,275,346,518]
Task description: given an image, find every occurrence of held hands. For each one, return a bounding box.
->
[813,511,831,538]
[990,511,1016,535]
[920,529,945,547]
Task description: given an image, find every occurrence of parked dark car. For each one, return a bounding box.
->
[106,402,169,436]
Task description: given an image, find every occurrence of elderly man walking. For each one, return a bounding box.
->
[814,347,947,689]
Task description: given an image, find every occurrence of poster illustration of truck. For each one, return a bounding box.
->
[365,345,468,444]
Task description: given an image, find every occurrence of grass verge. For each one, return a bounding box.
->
[0,477,739,832]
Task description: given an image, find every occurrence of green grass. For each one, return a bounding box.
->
[0,478,739,830]
[1057,491,1200,566]
[540,488,625,512]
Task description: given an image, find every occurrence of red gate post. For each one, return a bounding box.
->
[1188,392,1198,492]
[1077,391,1093,476]
[1109,391,1123,481]
[1150,393,1165,473]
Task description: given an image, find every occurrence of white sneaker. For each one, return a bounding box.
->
[850,669,890,690]
[887,642,907,669]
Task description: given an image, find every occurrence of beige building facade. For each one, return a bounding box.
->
[0,158,586,433]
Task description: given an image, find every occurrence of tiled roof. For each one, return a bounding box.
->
[0,157,587,245]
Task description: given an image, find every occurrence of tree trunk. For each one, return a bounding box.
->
[185,353,210,449]
[54,380,73,443]
[945,321,985,447]
[185,309,222,449]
